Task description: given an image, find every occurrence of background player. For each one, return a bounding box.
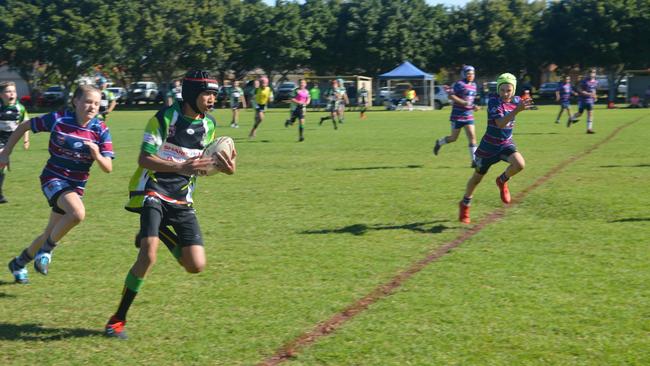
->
[0,81,30,203]
[433,65,480,167]
[555,75,577,126]
[3,85,113,283]
[571,68,598,134]
[284,79,310,141]
[229,80,246,128]
[249,76,273,139]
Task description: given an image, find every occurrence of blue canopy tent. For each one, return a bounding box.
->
[378,61,435,109]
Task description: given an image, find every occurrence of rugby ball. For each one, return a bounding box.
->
[201,136,236,176]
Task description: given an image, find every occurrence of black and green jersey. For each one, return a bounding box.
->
[126,103,217,211]
[99,89,116,114]
[0,101,29,132]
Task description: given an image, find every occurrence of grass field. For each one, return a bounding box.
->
[1,104,649,365]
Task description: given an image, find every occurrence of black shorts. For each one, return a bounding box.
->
[474,146,517,175]
[256,104,267,112]
[291,105,305,120]
[140,195,204,247]
[0,131,11,149]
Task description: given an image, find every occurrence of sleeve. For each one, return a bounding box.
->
[108,91,116,102]
[141,115,164,155]
[487,97,504,120]
[451,82,462,97]
[20,104,29,121]
[98,123,115,158]
[30,111,57,133]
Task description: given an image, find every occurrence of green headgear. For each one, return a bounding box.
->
[496,73,517,93]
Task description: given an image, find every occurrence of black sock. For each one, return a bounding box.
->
[15,248,33,267]
[299,125,304,138]
[115,288,137,321]
[114,272,143,321]
[0,172,5,196]
[41,237,57,253]
[499,173,509,183]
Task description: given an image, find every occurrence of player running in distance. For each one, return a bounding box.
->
[97,77,117,121]
[434,65,480,167]
[284,79,311,142]
[571,68,598,134]
[3,85,113,283]
[555,75,578,126]
[319,79,348,129]
[0,81,30,203]
[229,80,246,128]
[249,76,273,139]
[358,84,369,119]
[458,73,532,224]
[104,70,236,339]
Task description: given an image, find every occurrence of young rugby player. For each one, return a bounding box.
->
[0,81,30,203]
[555,75,577,125]
[433,65,480,167]
[97,77,117,121]
[458,73,532,224]
[284,79,311,141]
[248,76,273,139]
[358,84,369,120]
[571,69,598,134]
[166,79,183,107]
[3,85,113,283]
[319,79,348,129]
[104,70,235,339]
[229,80,246,128]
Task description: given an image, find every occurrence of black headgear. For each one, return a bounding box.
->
[182,70,219,114]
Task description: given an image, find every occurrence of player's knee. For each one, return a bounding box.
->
[184,260,205,274]
[515,159,525,171]
[68,207,86,223]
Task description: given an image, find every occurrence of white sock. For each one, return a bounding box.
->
[438,137,448,146]
[469,144,477,162]
[587,120,593,130]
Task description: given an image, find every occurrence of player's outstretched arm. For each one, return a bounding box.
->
[0,120,31,169]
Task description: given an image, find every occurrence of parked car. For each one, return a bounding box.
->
[42,85,66,106]
[538,82,559,99]
[275,82,297,102]
[107,87,127,104]
[434,85,450,110]
[618,78,627,95]
[127,81,159,104]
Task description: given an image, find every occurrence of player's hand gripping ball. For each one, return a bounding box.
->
[200,136,236,176]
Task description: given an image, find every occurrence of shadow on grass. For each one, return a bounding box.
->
[609,217,650,223]
[334,164,423,171]
[599,164,650,168]
[232,138,271,143]
[301,220,450,236]
[0,323,103,341]
[0,280,16,287]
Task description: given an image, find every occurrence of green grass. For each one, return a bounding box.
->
[1,105,649,365]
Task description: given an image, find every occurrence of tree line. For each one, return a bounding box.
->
[1,0,649,98]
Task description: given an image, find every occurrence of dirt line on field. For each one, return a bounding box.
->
[258,117,643,366]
